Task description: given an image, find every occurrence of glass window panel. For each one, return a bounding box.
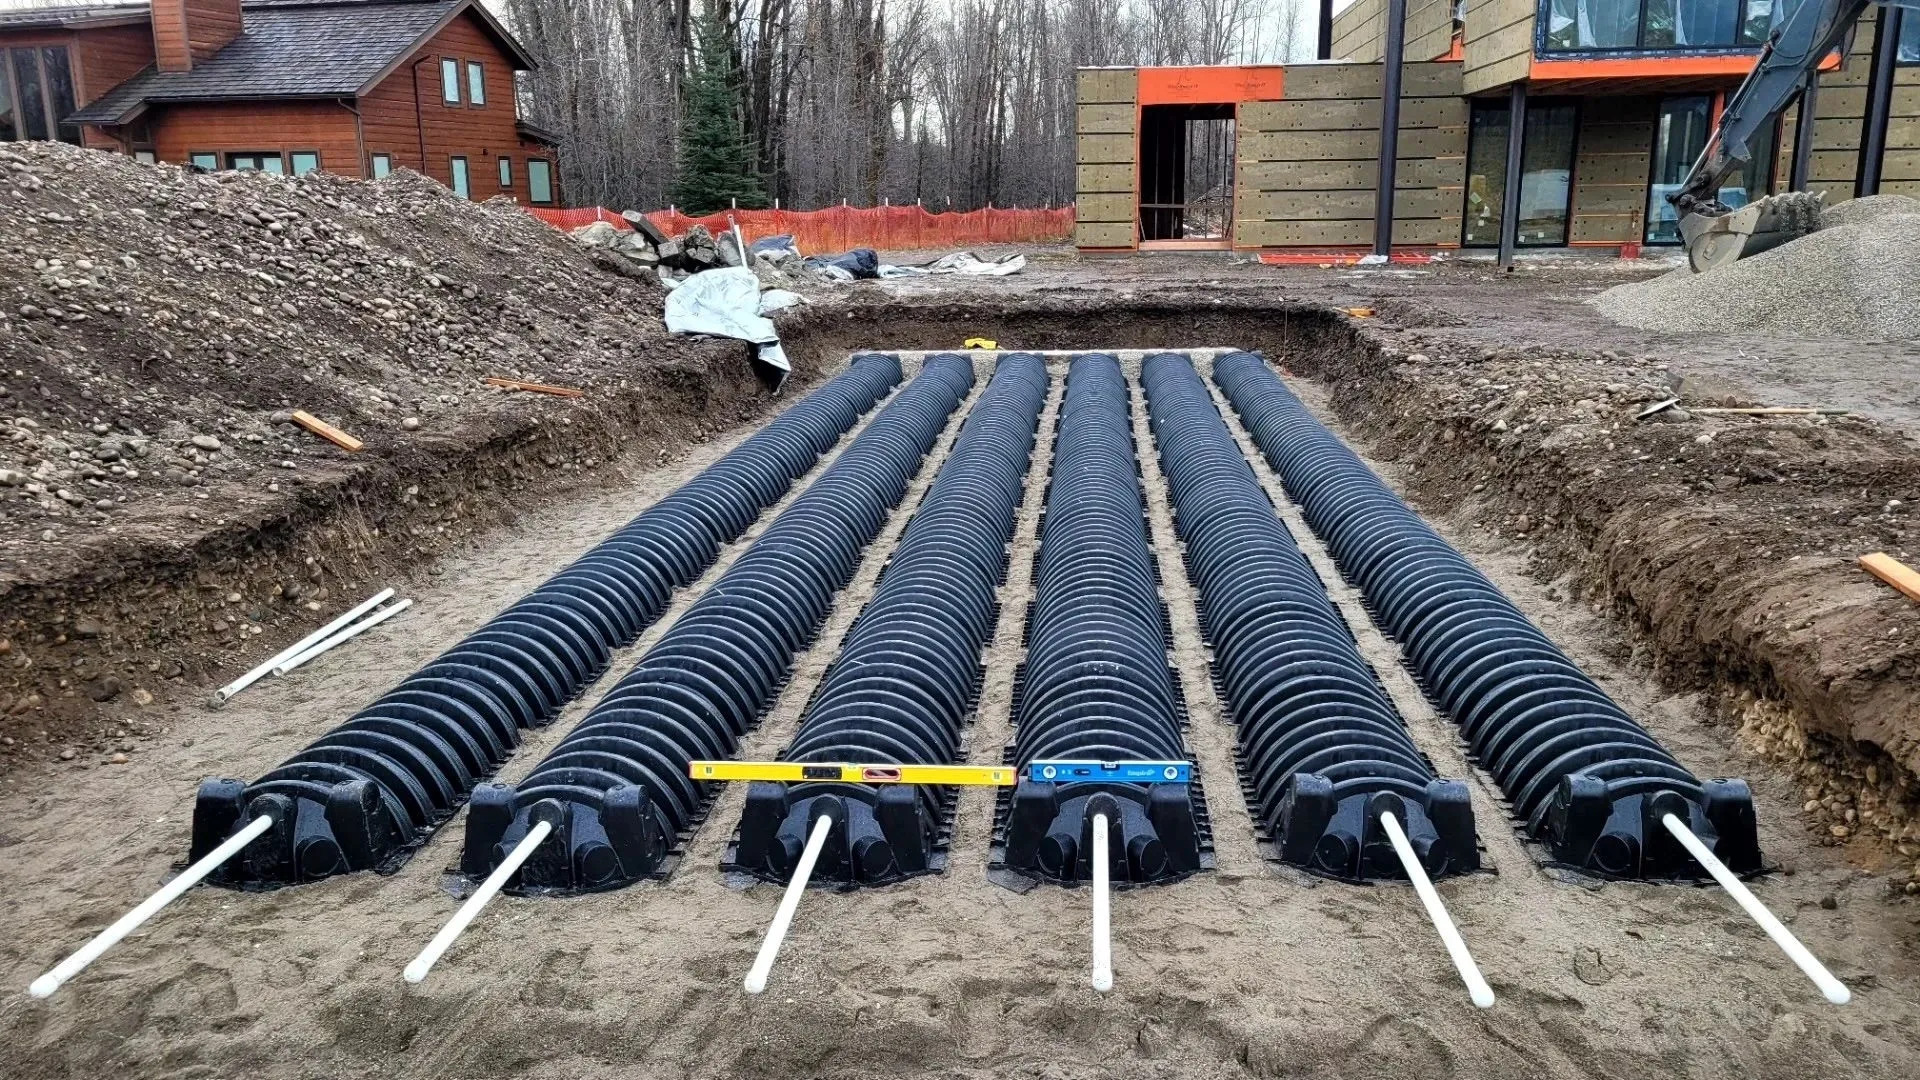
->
[1546,0,1641,50]
[1462,100,1576,247]
[467,61,486,106]
[498,157,512,187]
[1518,103,1577,245]
[1902,12,1918,62]
[261,155,284,175]
[1646,0,1740,46]
[190,152,217,170]
[291,152,320,176]
[40,48,79,144]
[0,51,16,142]
[528,159,552,204]
[451,156,470,198]
[14,49,48,141]
[1462,101,1509,246]
[134,150,155,164]
[1647,96,1713,244]
[441,59,460,104]
[371,153,392,178]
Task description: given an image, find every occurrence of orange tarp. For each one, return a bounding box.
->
[527,204,1075,253]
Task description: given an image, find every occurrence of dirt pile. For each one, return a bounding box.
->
[1592,203,1920,340]
[0,141,807,752]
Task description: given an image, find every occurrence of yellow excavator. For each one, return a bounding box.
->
[1674,0,1918,272]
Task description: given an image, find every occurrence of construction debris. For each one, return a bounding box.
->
[289,411,363,452]
[1595,203,1920,339]
[1860,551,1920,604]
[483,377,585,398]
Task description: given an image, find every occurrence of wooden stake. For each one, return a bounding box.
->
[1860,552,1920,604]
[290,411,363,452]
[484,377,585,398]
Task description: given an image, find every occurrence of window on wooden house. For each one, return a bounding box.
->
[189,152,218,171]
[371,153,393,178]
[291,151,321,176]
[1901,12,1917,63]
[451,155,470,198]
[467,61,486,106]
[1,47,82,144]
[134,150,156,164]
[527,158,553,205]
[441,58,461,104]
[228,152,285,173]
[498,157,513,188]
[1462,99,1578,248]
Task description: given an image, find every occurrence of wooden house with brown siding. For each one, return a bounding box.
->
[1,0,561,205]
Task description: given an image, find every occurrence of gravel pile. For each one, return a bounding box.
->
[1593,201,1920,340]
[0,141,670,563]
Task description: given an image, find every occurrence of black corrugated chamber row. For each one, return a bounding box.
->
[1142,352,1479,882]
[728,353,1051,888]
[460,354,976,894]
[993,353,1210,887]
[189,354,904,888]
[1212,351,1762,881]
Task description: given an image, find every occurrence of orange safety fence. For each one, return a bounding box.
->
[526,204,1075,252]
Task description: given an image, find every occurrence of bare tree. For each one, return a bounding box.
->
[499,0,1308,211]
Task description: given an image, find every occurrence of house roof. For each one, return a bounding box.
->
[0,3,151,30]
[69,0,537,126]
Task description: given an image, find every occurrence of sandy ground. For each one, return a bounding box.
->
[4,345,1918,1080]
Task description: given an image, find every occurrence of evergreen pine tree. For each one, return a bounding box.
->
[671,14,768,215]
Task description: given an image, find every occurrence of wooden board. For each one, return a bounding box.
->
[1077,68,1137,104]
[1235,216,1459,247]
[1240,187,1461,220]
[1076,163,1134,194]
[1075,193,1134,223]
[1077,103,1136,135]
[1075,220,1136,248]
[1236,156,1462,189]
[1239,126,1466,163]
[1278,61,1463,101]
[1076,133,1135,164]
[1861,552,1920,604]
[291,411,364,452]
[1239,96,1465,133]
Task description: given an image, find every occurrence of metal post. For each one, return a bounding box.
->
[1496,81,1527,269]
[1373,0,1409,257]
[1789,70,1819,193]
[1318,0,1335,60]
[1857,7,1904,197]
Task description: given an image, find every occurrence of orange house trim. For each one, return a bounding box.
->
[1136,65,1284,105]
[1528,52,1842,82]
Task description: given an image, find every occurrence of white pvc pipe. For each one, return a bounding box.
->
[405,819,552,985]
[209,588,394,705]
[1091,812,1113,992]
[30,813,275,999]
[272,599,413,677]
[1660,813,1850,1005]
[744,813,833,994]
[1380,810,1495,1009]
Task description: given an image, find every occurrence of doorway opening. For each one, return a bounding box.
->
[1138,103,1236,249]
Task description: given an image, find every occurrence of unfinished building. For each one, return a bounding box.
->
[1076,2,1919,253]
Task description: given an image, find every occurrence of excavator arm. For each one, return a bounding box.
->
[1672,0,1918,271]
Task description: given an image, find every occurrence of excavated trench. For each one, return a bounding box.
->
[6,298,1920,1080]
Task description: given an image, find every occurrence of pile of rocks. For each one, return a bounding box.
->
[569,215,757,288]
[0,140,675,564]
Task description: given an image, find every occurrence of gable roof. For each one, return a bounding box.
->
[69,0,537,126]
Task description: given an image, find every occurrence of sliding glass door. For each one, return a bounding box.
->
[1645,95,1775,244]
[1463,99,1579,247]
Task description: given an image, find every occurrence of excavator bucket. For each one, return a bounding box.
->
[1679,191,1824,273]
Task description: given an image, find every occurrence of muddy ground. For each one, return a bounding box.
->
[4,250,1920,1079]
